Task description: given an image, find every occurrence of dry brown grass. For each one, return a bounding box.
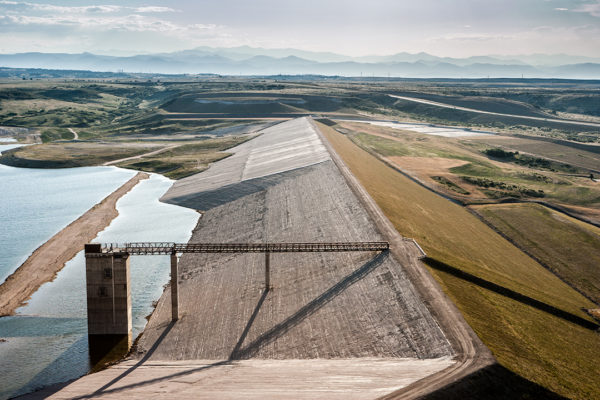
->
[318,121,600,400]
[473,202,600,304]
[0,142,159,168]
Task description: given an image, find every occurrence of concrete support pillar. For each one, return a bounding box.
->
[171,252,179,322]
[265,252,271,290]
[84,244,132,365]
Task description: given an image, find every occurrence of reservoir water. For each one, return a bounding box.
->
[0,144,199,399]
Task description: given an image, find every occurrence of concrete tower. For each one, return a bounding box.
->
[84,244,132,364]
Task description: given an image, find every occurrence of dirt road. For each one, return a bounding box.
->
[389,94,600,129]
[103,145,179,166]
[68,128,79,140]
[0,172,148,316]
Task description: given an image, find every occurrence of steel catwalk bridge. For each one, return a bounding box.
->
[85,241,389,322]
[94,241,390,255]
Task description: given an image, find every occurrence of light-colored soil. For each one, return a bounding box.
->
[67,128,79,140]
[386,156,468,176]
[0,172,148,316]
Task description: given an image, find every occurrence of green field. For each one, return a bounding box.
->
[473,203,600,305]
[319,122,600,400]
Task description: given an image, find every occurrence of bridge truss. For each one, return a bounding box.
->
[85,241,389,322]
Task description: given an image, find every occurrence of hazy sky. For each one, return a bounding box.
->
[0,0,599,57]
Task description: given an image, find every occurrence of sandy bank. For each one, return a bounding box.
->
[0,172,149,316]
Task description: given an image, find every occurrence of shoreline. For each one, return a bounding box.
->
[0,171,149,317]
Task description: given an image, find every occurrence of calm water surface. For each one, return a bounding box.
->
[0,147,199,399]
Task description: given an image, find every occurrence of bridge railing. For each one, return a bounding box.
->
[96,241,389,255]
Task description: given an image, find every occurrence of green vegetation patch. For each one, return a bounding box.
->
[431,176,470,195]
[119,152,231,180]
[40,127,74,142]
[461,176,545,198]
[449,161,501,178]
[117,135,252,180]
[484,148,582,173]
[352,132,410,157]
[315,118,337,126]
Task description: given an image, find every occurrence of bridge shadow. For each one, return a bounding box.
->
[230,250,389,360]
[423,257,599,331]
[229,288,270,360]
[57,321,230,399]
[86,320,176,397]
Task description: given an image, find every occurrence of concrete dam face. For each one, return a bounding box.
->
[150,117,453,358]
[70,117,459,399]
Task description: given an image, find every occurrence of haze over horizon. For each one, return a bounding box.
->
[1,0,599,58]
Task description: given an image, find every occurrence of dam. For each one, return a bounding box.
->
[27,117,485,399]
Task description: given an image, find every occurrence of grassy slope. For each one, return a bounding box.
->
[318,122,600,400]
[0,142,158,168]
[473,203,600,304]
[116,137,251,180]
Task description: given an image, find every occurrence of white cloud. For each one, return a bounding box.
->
[2,13,216,33]
[0,1,176,14]
[428,32,516,42]
[135,6,177,13]
[554,7,568,11]
[573,1,600,17]
[0,1,186,33]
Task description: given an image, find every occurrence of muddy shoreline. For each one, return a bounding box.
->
[0,172,149,316]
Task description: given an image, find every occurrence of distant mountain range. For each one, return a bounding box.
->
[1,46,599,79]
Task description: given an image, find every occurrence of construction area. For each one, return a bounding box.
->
[23,117,491,399]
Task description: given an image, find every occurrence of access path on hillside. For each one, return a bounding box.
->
[389,94,600,129]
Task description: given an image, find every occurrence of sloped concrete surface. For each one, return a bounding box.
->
[161,117,330,210]
[140,161,453,361]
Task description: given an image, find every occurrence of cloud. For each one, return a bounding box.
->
[0,1,187,33]
[2,13,216,33]
[573,1,600,17]
[554,7,568,11]
[135,6,177,13]
[0,1,176,14]
[428,32,516,42]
